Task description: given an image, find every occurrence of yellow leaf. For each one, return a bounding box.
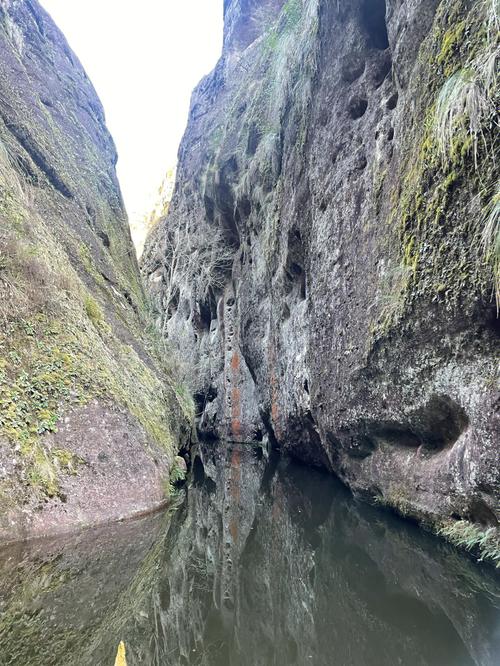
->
[114,641,127,666]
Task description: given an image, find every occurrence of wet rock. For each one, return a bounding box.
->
[142,0,498,540]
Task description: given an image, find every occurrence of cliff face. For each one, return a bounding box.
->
[0,0,192,542]
[143,0,499,541]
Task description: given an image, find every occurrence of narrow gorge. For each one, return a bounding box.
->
[0,0,499,663]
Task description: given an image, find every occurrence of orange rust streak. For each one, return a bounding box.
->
[231,387,241,438]
[229,519,238,542]
[231,352,240,371]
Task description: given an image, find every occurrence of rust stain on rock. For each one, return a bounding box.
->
[231,352,240,371]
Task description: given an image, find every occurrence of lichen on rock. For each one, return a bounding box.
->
[0,0,193,542]
[143,0,499,564]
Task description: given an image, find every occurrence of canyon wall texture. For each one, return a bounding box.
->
[143,0,499,543]
[0,0,192,542]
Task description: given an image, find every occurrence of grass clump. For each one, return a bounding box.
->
[166,456,187,497]
[433,57,497,168]
[438,520,500,568]
[84,294,103,325]
[374,486,414,518]
[431,0,499,304]
[481,182,500,310]
[373,1,498,336]
[170,456,187,484]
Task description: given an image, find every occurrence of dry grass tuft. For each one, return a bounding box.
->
[481,182,500,309]
[433,1,499,305]
[0,231,57,322]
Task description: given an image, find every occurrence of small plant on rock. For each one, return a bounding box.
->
[438,520,500,568]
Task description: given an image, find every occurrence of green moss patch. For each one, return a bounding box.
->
[373,0,498,336]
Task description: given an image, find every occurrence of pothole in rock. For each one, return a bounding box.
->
[348,96,368,119]
[386,92,399,110]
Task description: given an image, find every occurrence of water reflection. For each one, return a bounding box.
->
[0,442,499,665]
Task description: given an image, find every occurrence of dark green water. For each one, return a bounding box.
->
[0,442,499,666]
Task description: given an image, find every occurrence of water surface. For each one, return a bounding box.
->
[0,443,499,665]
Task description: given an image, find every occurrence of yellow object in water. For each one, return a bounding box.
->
[114,641,127,666]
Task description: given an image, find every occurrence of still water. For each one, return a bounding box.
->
[0,442,499,666]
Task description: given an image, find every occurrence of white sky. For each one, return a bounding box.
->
[39,0,223,238]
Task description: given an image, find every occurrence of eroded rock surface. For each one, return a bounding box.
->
[143,0,499,539]
[0,0,192,542]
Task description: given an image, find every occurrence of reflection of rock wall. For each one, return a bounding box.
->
[1,446,498,665]
[0,513,169,666]
[129,444,500,666]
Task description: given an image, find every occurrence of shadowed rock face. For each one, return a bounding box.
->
[142,0,499,535]
[0,0,192,542]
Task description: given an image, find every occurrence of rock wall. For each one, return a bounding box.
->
[143,0,499,542]
[0,0,192,543]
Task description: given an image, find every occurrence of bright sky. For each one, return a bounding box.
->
[39,0,223,247]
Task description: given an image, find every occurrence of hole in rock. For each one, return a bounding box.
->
[254,428,264,443]
[238,195,252,218]
[372,54,392,87]
[194,391,207,414]
[193,455,206,485]
[204,193,215,223]
[361,0,389,50]
[485,303,500,336]
[386,92,398,110]
[341,55,366,83]
[97,231,110,248]
[198,289,217,330]
[348,96,368,119]
[247,124,261,156]
[354,151,368,171]
[366,395,469,453]
[413,395,469,450]
[466,499,499,527]
[168,287,180,315]
[215,157,240,245]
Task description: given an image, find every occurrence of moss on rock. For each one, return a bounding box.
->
[0,0,193,526]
